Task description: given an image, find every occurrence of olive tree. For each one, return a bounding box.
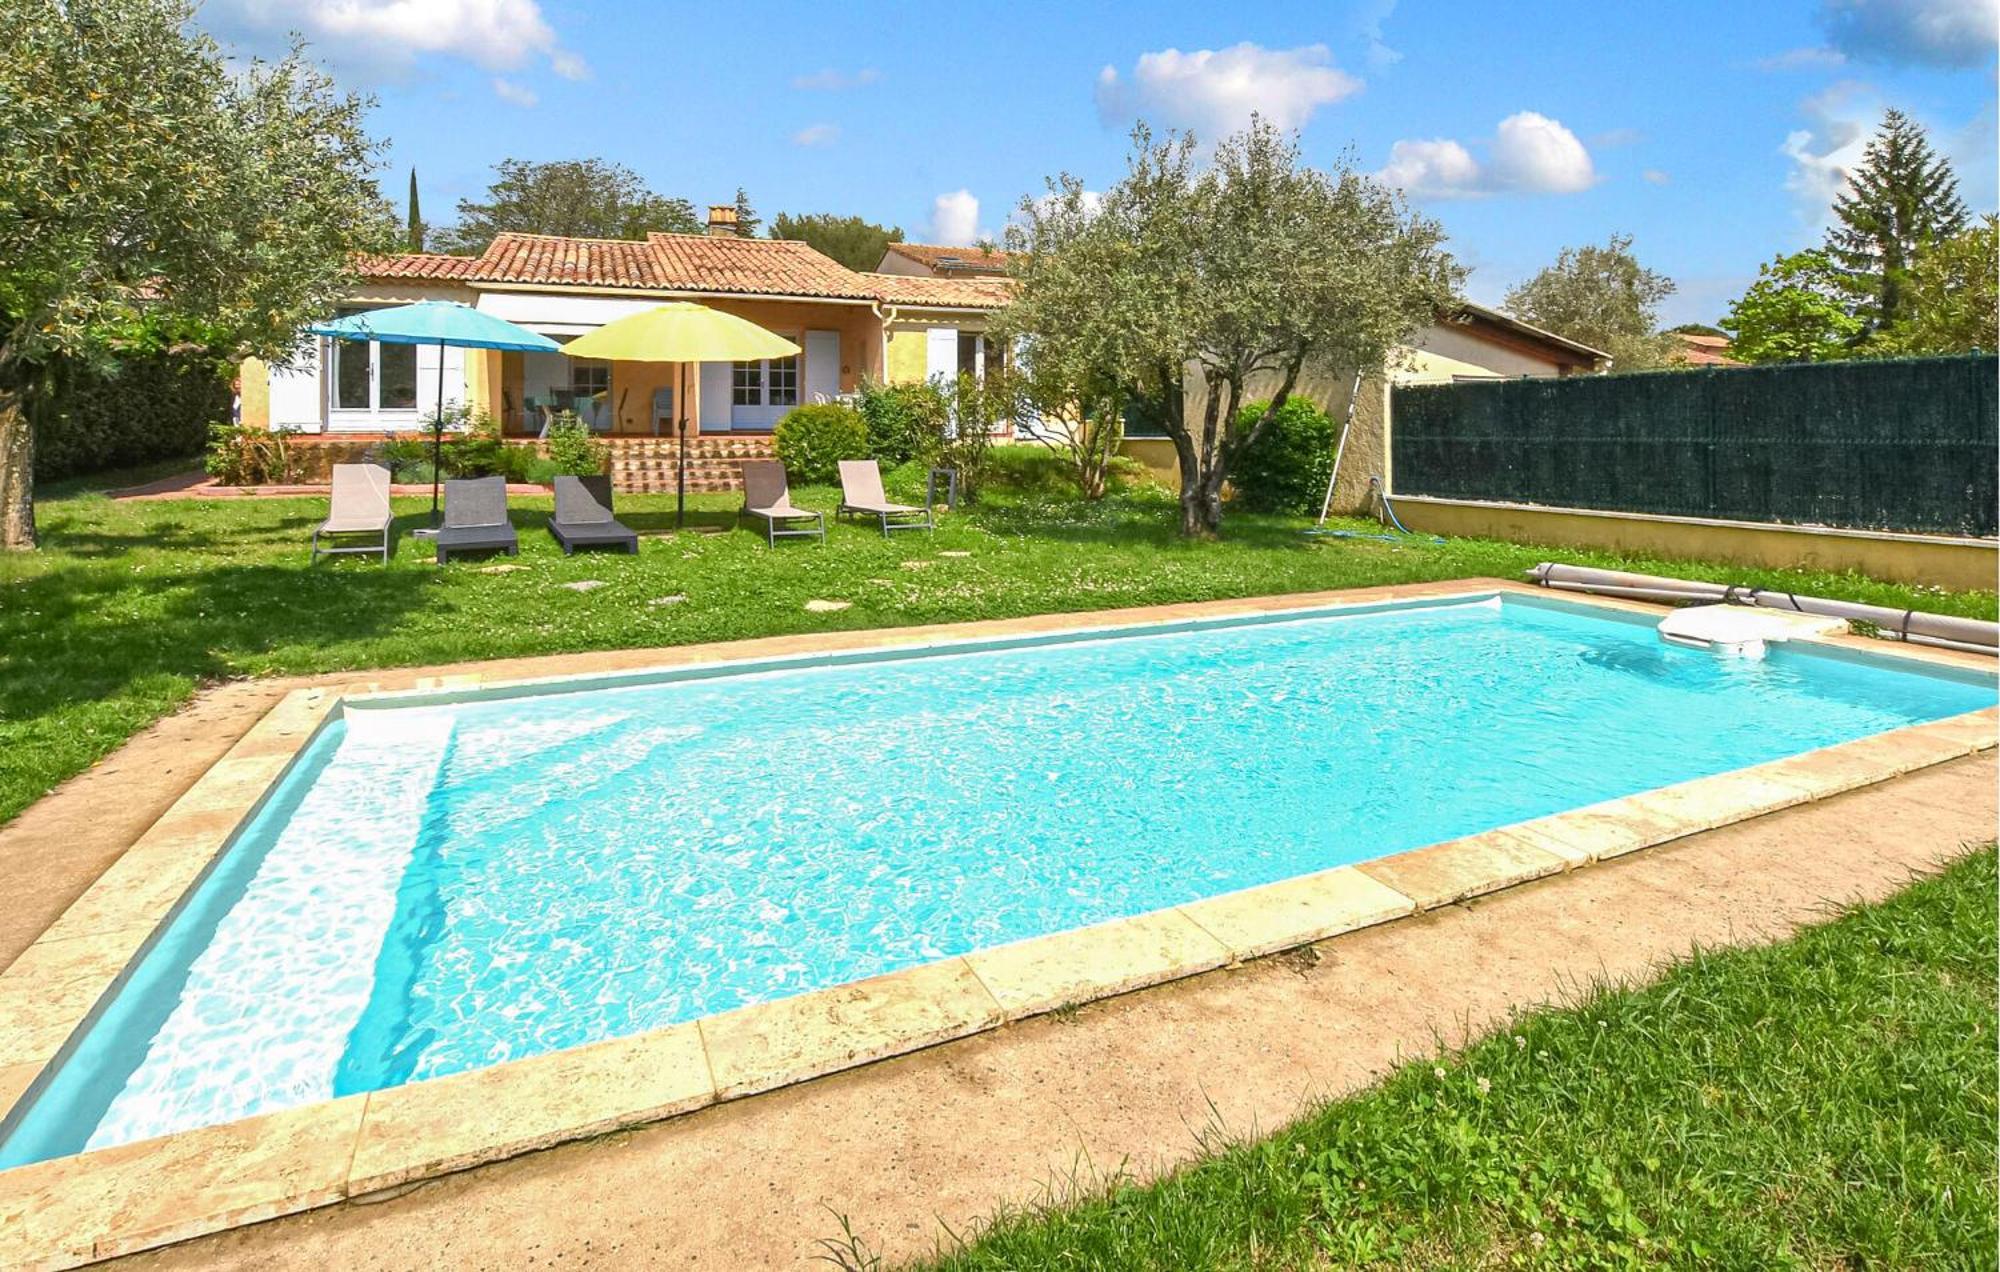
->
[1003,121,1459,536]
[1,0,393,548]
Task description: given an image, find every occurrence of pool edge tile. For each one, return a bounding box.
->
[0,1094,366,1271]
[346,1022,714,1196]
[1356,830,1570,911]
[1175,867,1416,961]
[699,959,1003,1101]
[1633,769,1819,834]
[965,910,1232,1019]
[0,927,158,1070]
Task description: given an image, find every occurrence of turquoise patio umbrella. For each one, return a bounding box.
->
[307,301,561,521]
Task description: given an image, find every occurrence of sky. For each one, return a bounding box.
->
[191,0,1999,327]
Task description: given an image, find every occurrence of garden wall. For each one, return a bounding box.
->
[1390,354,1997,538]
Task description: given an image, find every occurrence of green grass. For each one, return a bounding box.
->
[1,450,1992,826]
[908,847,1999,1271]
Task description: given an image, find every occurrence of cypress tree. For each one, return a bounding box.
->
[733,186,760,238]
[407,168,425,252]
[1825,109,1967,333]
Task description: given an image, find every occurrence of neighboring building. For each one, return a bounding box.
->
[1117,302,1609,507]
[238,206,1010,439]
[1667,331,1746,367]
[874,242,1015,278]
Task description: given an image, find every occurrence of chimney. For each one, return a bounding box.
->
[706,205,739,237]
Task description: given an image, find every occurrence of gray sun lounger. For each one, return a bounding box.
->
[739,459,825,545]
[549,474,638,555]
[311,463,393,563]
[435,476,519,564]
[837,459,933,535]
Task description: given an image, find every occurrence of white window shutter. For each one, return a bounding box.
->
[267,338,324,432]
[803,330,840,402]
[925,327,958,383]
[698,361,734,431]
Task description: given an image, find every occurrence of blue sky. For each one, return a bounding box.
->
[193,0,1998,326]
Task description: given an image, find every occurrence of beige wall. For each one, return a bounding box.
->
[238,358,271,429]
[1394,497,1999,592]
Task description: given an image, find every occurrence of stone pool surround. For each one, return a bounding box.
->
[0,579,1993,1268]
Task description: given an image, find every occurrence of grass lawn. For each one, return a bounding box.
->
[913,847,1999,1270]
[1,450,1993,827]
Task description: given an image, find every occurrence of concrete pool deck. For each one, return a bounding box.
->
[0,580,1992,1268]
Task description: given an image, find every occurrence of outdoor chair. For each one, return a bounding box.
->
[837,459,934,536]
[739,459,825,546]
[310,463,393,563]
[435,476,519,564]
[549,474,639,555]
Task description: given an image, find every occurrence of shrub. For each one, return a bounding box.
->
[774,403,869,484]
[363,435,433,481]
[854,379,941,466]
[205,424,304,485]
[1229,397,1337,514]
[544,411,608,476]
[35,348,230,481]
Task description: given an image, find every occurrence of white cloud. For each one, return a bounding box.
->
[196,0,586,81]
[1817,0,1999,69]
[1489,111,1598,193]
[1781,80,1879,224]
[792,67,881,91]
[791,122,840,147]
[491,77,538,107]
[1353,0,1403,72]
[1643,168,1672,185]
[929,190,983,245]
[1378,111,1597,198]
[1094,43,1362,138]
[1379,138,1482,197]
[1755,45,1850,70]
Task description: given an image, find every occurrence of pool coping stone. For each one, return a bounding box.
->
[0,579,1990,1269]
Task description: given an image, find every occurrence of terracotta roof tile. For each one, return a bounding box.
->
[358,252,481,280]
[864,272,1016,309]
[357,233,1010,311]
[643,232,873,298]
[882,242,1014,273]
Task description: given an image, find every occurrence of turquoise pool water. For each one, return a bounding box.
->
[2,594,1990,1165]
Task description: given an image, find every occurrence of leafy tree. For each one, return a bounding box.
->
[733,186,761,239]
[1503,234,1677,370]
[1825,109,1967,335]
[1720,250,1866,364]
[1873,215,1997,355]
[1667,323,1724,337]
[769,212,904,271]
[434,159,699,253]
[407,168,425,252]
[0,0,393,548]
[1002,120,1459,537]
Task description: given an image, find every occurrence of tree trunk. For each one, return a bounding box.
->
[0,355,34,551]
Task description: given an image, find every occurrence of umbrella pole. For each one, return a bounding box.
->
[430,338,446,524]
[676,362,687,530]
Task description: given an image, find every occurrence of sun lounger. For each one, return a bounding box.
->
[837,459,933,536]
[739,459,825,545]
[311,463,393,563]
[435,476,519,564]
[549,474,638,555]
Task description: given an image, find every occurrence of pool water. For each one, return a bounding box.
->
[3,595,1991,1165]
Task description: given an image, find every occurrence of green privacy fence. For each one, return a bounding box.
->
[1390,354,1998,537]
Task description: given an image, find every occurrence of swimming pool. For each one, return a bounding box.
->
[2,592,1991,1167]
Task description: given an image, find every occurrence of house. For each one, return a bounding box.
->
[1667,331,1746,367]
[874,242,1015,278]
[237,206,1009,455]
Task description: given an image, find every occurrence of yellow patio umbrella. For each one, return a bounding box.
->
[561,303,802,527]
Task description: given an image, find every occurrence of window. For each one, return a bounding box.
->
[956,333,1002,381]
[570,361,610,397]
[767,355,798,406]
[731,356,800,407]
[329,307,418,413]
